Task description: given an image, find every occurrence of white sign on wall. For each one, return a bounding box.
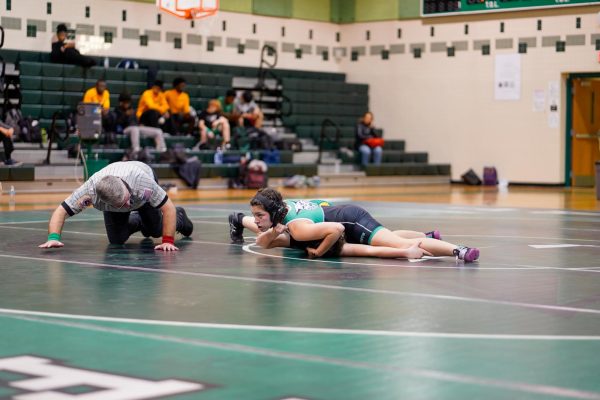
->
[494,54,521,101]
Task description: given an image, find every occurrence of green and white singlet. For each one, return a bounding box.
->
[282,199,332,225]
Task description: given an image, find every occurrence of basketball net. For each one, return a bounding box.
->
[157,0,219,20]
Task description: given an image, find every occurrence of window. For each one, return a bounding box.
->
[447,47,455,57]
[413,48,422,58]
[140,35,148,46]
[157,14,161,25]
[351,51,359,61]
[464,24,469,35]
[555,41,565,52]
[397,28,401,39]
[46,2,52,14]
[295,48,302,59]
[322,51,329,61]
[6,0,11,11]
[381,50,389,60]
[238,43,245,54]
[104,31,113,44]
[537,20,542,31]
[576,17,581,29]
[174,37,182,49]
[500,22,504,33]
[85,6,90,18]
[122,10,127,22]
[366,30,370,41]
[430,27,435,37]
[207,40,214,51]
[222,20,226,31]
[281,27,285,37]
[309,29,313,40]
[27,25,37,38]
[252,23,256,34]
[335,32,340,42]
[481,44,490,55]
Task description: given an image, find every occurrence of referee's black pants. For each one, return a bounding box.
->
[103,203,162,245]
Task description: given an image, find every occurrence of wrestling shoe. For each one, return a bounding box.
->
[229,212,245,244]
[453,246,480,262]
[176,207,194,237]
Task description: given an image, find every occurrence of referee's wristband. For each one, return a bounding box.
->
[48,233,61,242]
[162,235,174,245]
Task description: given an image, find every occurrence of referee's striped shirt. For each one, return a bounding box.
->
[62,161,168,216]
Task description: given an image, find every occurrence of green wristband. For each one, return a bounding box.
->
[48,233,61,242]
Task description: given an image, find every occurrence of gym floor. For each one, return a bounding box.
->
[0,184,599,400]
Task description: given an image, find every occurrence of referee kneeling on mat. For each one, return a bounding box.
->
[39,161,193,251]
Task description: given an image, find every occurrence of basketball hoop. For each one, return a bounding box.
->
[157,0,218,20]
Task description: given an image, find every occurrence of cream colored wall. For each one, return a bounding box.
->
[2,0,340,72]
[338,9,600,183]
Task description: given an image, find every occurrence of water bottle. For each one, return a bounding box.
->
[41,128,47,144]
[103,57,109,68]
[9,185,15,207]
[214,147,223,164]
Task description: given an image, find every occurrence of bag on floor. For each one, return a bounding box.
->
[483,166,498,186]
[461,169,482,185]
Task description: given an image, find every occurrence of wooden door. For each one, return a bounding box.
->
[571,78,600,187]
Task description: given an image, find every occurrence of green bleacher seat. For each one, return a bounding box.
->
[41,105,64,119]
[176,71,198,85]
[21,104,42,119]
[19,61,42,76]
[18,52,41,62]
[7,165,35,181]
[198,87,218,99]
[21,90,42,104]
[85,66,105,80]
[106,80,125,94]
[62,64,84,79]
[159,61,176,71]
[62,78,83,92]
[215,75,232,87]
[83,78,97,89]
[124,69,147,82]
[42,63,63,77]
[383,140,405,151]
[124,82,147,95]
[0,49,20,64]
[42,92,63,105]
[197,74,217,86]
[42,77,63,91]
[64,92,82,108]
[105,68,125,81]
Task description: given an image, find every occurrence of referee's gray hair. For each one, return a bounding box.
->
[96,175,126,206]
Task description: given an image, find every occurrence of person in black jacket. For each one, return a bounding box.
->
[355,111,383,167]
[50,24,96,67]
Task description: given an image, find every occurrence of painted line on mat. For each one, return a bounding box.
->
[0,307,599,341]
[4,314,600,400]
[1,252,600,316]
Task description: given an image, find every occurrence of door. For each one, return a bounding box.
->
[571,78,600,187]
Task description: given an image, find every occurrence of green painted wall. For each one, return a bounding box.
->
[293,0,331,22]
[252,0,293,18]
[132,0,420,21]
[355,0,399,22]
[331,0,355,23]
[220,0,253,13]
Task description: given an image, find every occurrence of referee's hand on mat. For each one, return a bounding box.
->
[38,240,64,248]
[154,243,179,252]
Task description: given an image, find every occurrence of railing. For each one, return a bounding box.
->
[317,118,341,164]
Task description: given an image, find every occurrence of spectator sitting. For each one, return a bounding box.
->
[50,24,96,68]
[217,89,239,126]
[83,79,114,132]
[355,111,383,167]
[196,99,231,150]
[115,93,166,154]
[0,122,22,166]
[164,77,195,136]
[234,91,263,128]
[137,80,170,129]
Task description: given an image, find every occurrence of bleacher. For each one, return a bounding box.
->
[1,48,451,183]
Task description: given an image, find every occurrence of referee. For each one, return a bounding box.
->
[38,161,193,251]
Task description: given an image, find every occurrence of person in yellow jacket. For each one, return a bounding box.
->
[164,77,195,135]
[137,80,170,128]
[83,79,113,131]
